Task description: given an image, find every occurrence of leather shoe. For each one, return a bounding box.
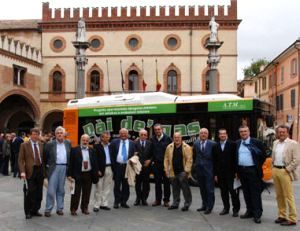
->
[31,211,42,217]
[121,204,130,208]
[204,209,212,215]
[82,209,90,215]
[100,206,111,211]
[163,202,170,208]
[134,200,140,206]
[141,200,148,206]
[219,209,229,215]
[254,217,261,224]
[232,212,239,217]
[113,204,119,209]
[44,212,51,217]
[71,210,77,216]
[93,207,99,212]
[280,221,296,226]
[152,201,161,207]
[181,206,189,212]
[274,217,287,224]
[56,210,64,216]
[240,212,253,219]
[25,214,32,219]
[197,207,206,212]
[168,205,178,210]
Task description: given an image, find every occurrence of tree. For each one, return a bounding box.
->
[243,58,269,78]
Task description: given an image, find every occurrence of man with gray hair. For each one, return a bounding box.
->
[44,126,71,217]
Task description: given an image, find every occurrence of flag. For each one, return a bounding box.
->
[120,60,125,91]
[155,59,161,91]
[141,59,147,91]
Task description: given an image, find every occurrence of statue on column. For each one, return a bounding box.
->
[76,18,86,42]
[209,16,219,42]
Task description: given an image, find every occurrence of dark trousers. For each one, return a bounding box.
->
[70,171,92,212]
[2,156,10,175]
[171,172,192,207]
[24,166,44,215]
[10,153,15,173]
[238,166,263,219]
[218,176,240,212]
[196,167,215,210]
[13,153,19,177]
[153,162,170,202]
[135,166,150,202]
[113,164,129,205]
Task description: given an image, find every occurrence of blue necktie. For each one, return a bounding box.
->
[122,141,127,162]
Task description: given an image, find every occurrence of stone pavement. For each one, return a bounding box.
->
[0,175,299,231]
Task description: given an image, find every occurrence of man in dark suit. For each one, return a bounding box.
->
[11,132,24,177]
[134,129,152,206]
[110,128,135,209]
[18,128,44,219]
[67,134,99,216]
[44,126,71,217]
[236,125,266,224]
[93,131,113,212]
[193,128,216,214]
[151,124,172,207]
[214,128,240,217]
[2,133,12,176]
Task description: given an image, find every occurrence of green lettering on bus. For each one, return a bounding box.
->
[83,122,95,136]
[187,121,201,136]
[133,120,146,132]
[95,119,106,135]
[121,116,133,130]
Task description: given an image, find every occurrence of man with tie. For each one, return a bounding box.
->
[214,128,240,217]
[67,134,99,216]
[134,129,152,206]
[109,128,135,209]
[236,125,266,224]
[151,124,172,207]
[18,128,44,219]
[193,128,216,214]
[271,125,300,226]
[44,126,71,217]
[93,131,113,212]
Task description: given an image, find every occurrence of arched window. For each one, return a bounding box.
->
[129,70,139,91]
[167,70,177,93]
[52,71,62,92]
[90,70,100,92]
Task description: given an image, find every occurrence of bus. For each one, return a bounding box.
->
[63,92,274,182]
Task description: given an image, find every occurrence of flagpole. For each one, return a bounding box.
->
[120,60,125,93]
[106,59,111,95]
[142,58,145,92]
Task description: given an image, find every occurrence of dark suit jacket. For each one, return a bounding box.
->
[109,138,135,175]
[68,146,99,184]
[193,139,216,175]
[94,143,108,177]
[134,140,152,166]
[44,139,71,179]
[12,136,23,156]
[18,141,44,179]
[236,138,266,178]
[213,139,237,179]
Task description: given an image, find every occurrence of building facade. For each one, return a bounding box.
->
[0,0,240,133]
[239,39,300,141]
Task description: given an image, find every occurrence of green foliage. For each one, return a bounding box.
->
[243,58,269,78]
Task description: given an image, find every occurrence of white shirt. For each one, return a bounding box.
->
[157,134,164,141]
[103,143,111,165]
[56,141,67,164]
[274,140,286,166]
[30,140,41,163]
[117,139,129,164]
[220,140,227,151]
[81,147,91,171]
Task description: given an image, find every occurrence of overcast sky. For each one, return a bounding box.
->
[1,0,300,80]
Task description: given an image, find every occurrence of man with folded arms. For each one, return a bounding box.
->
[18,128,44,219]
[272,125,300,226]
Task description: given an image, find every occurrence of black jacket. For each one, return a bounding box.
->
[134,140,152,166]
[150,134,172,163]
[94,143,108,177]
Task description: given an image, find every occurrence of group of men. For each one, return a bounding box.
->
[15,123,300,227]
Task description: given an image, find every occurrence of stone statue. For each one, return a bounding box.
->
[76,18,86,42]
[209,16,219,42]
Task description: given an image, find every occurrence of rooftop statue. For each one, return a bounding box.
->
[209,16,219,42]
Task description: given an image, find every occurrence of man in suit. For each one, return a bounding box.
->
[110,128,135,209]
[165,132,193,212]
[193,128,216,214]
[271,125,300,226]
[93,131,113,212]
[134,129,152,206]
[2,133,12,176]
[11,132,24,177]
[236,125,266,224]
[67,134,99,216]
[214,128,240,217]
[18,128,44,219]
[151,124,172,207]
[44,126,71,217]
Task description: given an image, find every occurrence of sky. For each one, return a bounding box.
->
[0,0,300,80]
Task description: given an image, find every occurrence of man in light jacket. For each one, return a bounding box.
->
[272,125,300,226]
[164,132,193,211]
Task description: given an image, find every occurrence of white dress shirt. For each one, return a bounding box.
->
[117,139,129,164]
[274,140,286,166]
[81,147,92,171]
